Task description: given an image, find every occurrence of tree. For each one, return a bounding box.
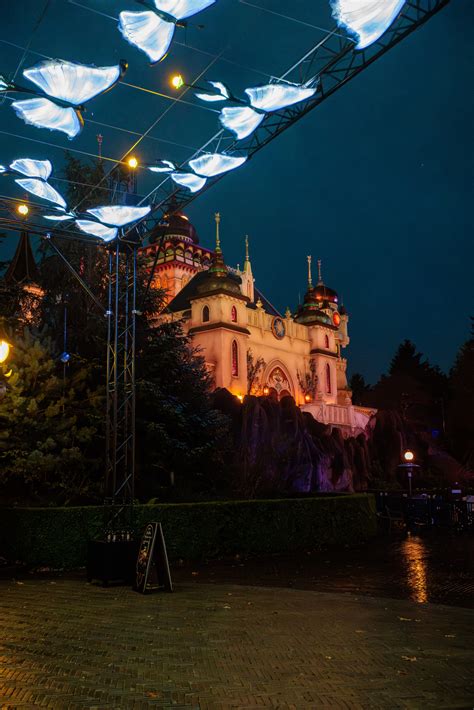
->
[447,319,474,468]
[349,373,372,406]
[136,320,231,499]
[247,349,266,394]
[0,328,103,505]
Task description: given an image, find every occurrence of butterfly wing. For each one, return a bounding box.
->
[153,0,215,21]
[330,0,406,49]
[86,205,151,227]
[245,83,317,112]
[23,60,121,105]
[219,106,264,140]
[188,153,246,177]
[10,158,52,181]
[43,213,75,221]
[75,220,118,242]
[15,178,67,209]
[119,11,174,63]
[170,172,207,192]
[11,98,83,139]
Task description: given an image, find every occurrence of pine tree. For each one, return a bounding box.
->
[447,319,474,467]
[136,320,231,500]
[0,327,103,504]
[349,373,372,406]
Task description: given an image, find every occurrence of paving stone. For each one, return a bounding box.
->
[0,580,472,709]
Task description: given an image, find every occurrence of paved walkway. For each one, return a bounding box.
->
[0,579,472,709]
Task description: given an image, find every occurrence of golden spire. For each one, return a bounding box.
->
[317,258,323,285]
[307,255,313,289]
[214,212,221,251]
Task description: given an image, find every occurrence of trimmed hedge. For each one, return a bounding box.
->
[0,495,376,569]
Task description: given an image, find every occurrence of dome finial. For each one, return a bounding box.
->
[307,255,313,289]
[317,258,323,285]
[245,234,250,262]
[214,212,221,252]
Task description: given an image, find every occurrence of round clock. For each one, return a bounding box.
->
[333,312,341,327]
[271,317,286,340]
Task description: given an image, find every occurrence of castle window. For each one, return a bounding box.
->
[231,340,239,377]
[202,305,210,323]
[325,363,331,394]
[231,305,237,323]
[325,334,330,349]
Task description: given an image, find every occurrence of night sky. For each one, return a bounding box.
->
[0,0,472,382]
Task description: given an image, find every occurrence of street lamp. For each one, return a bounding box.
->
[17,202,29,216]
[400,449,419,497]
[127,156,138,169]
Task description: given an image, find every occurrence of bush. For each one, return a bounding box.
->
[0,495,376,569]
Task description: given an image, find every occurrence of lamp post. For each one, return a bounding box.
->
[399,450,420,497]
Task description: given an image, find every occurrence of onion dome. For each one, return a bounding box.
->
[197,212,242,296]
[149,207,199,245]
[311,283,338,304]
[294,256,336,325]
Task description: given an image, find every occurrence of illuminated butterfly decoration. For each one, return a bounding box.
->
[0,59,127,139]
[330,0,406,50]
[194,79,318,140]
[119,0,216,64]
[149,152,247,193]
[2,156,150,241]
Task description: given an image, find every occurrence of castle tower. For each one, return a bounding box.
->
[240,235,255,302]
[188,213,250,393]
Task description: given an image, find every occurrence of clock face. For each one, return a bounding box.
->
[333,312,341,327]
[272,317,286,340]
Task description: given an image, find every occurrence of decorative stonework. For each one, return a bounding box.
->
[267,367,292,396]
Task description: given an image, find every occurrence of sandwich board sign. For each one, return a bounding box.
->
[134,522,173,594]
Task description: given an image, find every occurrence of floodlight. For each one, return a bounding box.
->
[17,203,29,216]
[330,0,406,49]
[0,340,10,364]
[127,156,138,169]
[171,74,184,89]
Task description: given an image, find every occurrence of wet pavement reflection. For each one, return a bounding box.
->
[173,533,474,608]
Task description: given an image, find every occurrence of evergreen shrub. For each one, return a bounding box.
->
[0,495,377,569]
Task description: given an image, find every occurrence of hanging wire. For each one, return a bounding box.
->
[237,0,351,40]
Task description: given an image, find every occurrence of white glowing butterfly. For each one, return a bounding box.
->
[330,0,406,50]
[149,152,246,193]
[9,158,53,180]
[119,0,216,63]
[3,60,126,139]
[75,220,118,242]
[15,178,67,209]
[195,79,318,140]
[86,205,151,227]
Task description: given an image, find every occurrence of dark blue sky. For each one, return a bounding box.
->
[0,0,472,382]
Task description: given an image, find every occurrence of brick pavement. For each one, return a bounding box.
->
[0,579,472,709]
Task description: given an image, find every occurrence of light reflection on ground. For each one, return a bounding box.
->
[401,535,428,603]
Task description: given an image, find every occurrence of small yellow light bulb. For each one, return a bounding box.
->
[17,203,29,216]
[0,340,10,364]
[128,156,138,169]
[171,74,184,90]
[404,450,414,462]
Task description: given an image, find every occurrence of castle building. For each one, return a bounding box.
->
[142,211,374,435]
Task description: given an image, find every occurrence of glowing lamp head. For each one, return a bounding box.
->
[263,386,269,396]
[127,156,138,169]
[237,394,244,403]
[304,394,312,403]
[17,203,29,216]
[403,450,415,462]
[0,339,10,364]
[171,74,184,90]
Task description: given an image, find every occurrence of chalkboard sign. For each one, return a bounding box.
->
[134,522,173,594]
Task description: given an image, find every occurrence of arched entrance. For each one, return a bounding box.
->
[262,362,294,401]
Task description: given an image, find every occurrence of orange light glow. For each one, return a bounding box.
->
[127,156,138,169]
[304,394,311,403]
[171,74,184,89]
[17,203,29,216]
[404,450,415,462]
[263,386,269,396]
